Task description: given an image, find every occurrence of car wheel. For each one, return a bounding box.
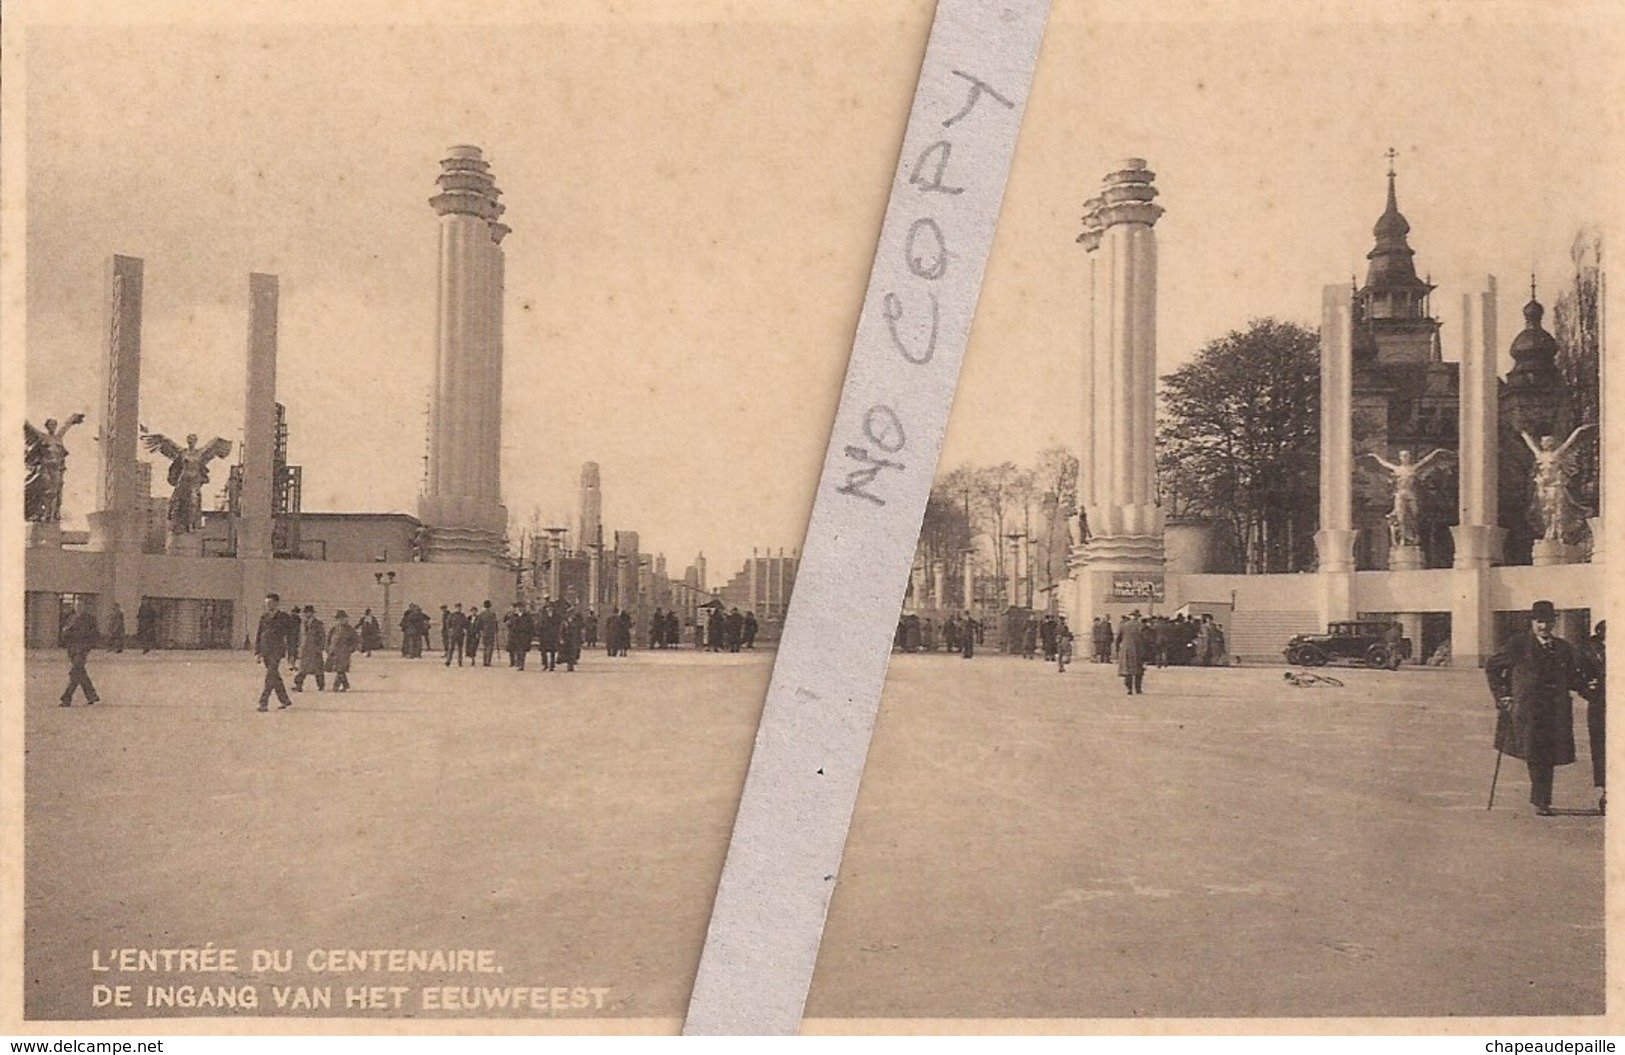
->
[1367,645,1391,669]
[1293,645,1325,667]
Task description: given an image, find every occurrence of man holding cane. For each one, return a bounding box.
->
[1486,600,1586,815]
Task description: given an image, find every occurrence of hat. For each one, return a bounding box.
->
[334,610,349,620]
[304,605,315,614]
[1531,600,1558,622]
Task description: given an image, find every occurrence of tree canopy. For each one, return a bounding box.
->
[1157,317,1320,573]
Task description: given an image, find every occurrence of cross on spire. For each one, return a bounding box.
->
[1384,147,1398,177]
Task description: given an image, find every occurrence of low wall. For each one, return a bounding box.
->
[1167,560,1603,665]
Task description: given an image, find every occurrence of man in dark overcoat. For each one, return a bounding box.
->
[535,603,561,671]
[1486,599,1586,815]
[254,593,297,711]
[1579,620,1606,813]
[107,602,126,653]
[477,600,499,667]
[292,606,326,691]
[561,608,583,671]
[59,597,101,706]
[136,597,158,653]
[509,603,534,671]
[1117,612,1148,695]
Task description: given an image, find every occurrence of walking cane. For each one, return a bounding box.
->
[1488,697,1510,809]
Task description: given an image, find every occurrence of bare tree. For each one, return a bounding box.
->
[1032,446,1079,598]
[1553,228,1603,517]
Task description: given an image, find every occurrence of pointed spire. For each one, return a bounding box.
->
[1363,153,1425,293]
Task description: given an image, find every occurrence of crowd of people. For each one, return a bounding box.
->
[52,592,1611,815]
[892,612,986,657]
[703,606,759,652]
[1085,612,1229,669]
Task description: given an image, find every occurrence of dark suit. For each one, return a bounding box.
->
[60,610,100,705]
[1580,632,1606,790]
[1487,631,1584,809]
[255,609,298,709]
[477,608,499,666]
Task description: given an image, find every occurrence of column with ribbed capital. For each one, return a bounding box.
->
[418,145,510,563]
[1068,161,1164,623]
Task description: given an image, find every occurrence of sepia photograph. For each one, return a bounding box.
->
[4,0,1619,1036]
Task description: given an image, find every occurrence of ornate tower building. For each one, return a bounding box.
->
[418,145,510,563]
[1350,159,1459,570]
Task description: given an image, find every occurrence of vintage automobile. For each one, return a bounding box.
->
[1283,620,1410,669]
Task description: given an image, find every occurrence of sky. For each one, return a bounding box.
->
[18,0,1621,576]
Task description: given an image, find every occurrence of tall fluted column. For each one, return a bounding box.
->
[87,255,148,634]
[1068,161,1164,624]
[1315,285,1357,625]
[1452,276,1502,569]
[88,255,145,553]
[237,273,280,648]
[1078,161,1163,562]
[418,145,509,563]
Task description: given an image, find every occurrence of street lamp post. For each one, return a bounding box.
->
[1005,530,1026,610]
[544,526,567,601]
[374,570,397,649]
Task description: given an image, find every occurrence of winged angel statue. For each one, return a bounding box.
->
[1362,447,1454,547]
[1520,425,1596,542]
[141,430,233,535]
[23,412,86,522]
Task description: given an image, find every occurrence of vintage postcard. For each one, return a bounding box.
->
[3,0,1620,1039]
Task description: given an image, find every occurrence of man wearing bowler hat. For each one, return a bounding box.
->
[1486,599,1587,815]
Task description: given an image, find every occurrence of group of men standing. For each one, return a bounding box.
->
[251,594,360,710]
[436,601,503,667]
[704,606,757,652]
[892,612,984,656]
[87,597,161,654]
[1011,613,1076,666]
[646,608,685,649]
[1087,613,1227,669]
[498,599,594,670]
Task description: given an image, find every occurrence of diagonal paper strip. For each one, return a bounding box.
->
[683,0,1051,1035]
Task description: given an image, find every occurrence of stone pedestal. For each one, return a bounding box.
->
[166,531,204,557]
[1387,543,1424,571]
[1314,528,1357,626]
[1314,528,1358,574]
[1450,524,1505,569]
[1531,538,1576,566]
[26,522,63,549]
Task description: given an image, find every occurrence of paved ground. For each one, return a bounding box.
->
[24,648,1604,1023]
[811,655,1606,1020]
